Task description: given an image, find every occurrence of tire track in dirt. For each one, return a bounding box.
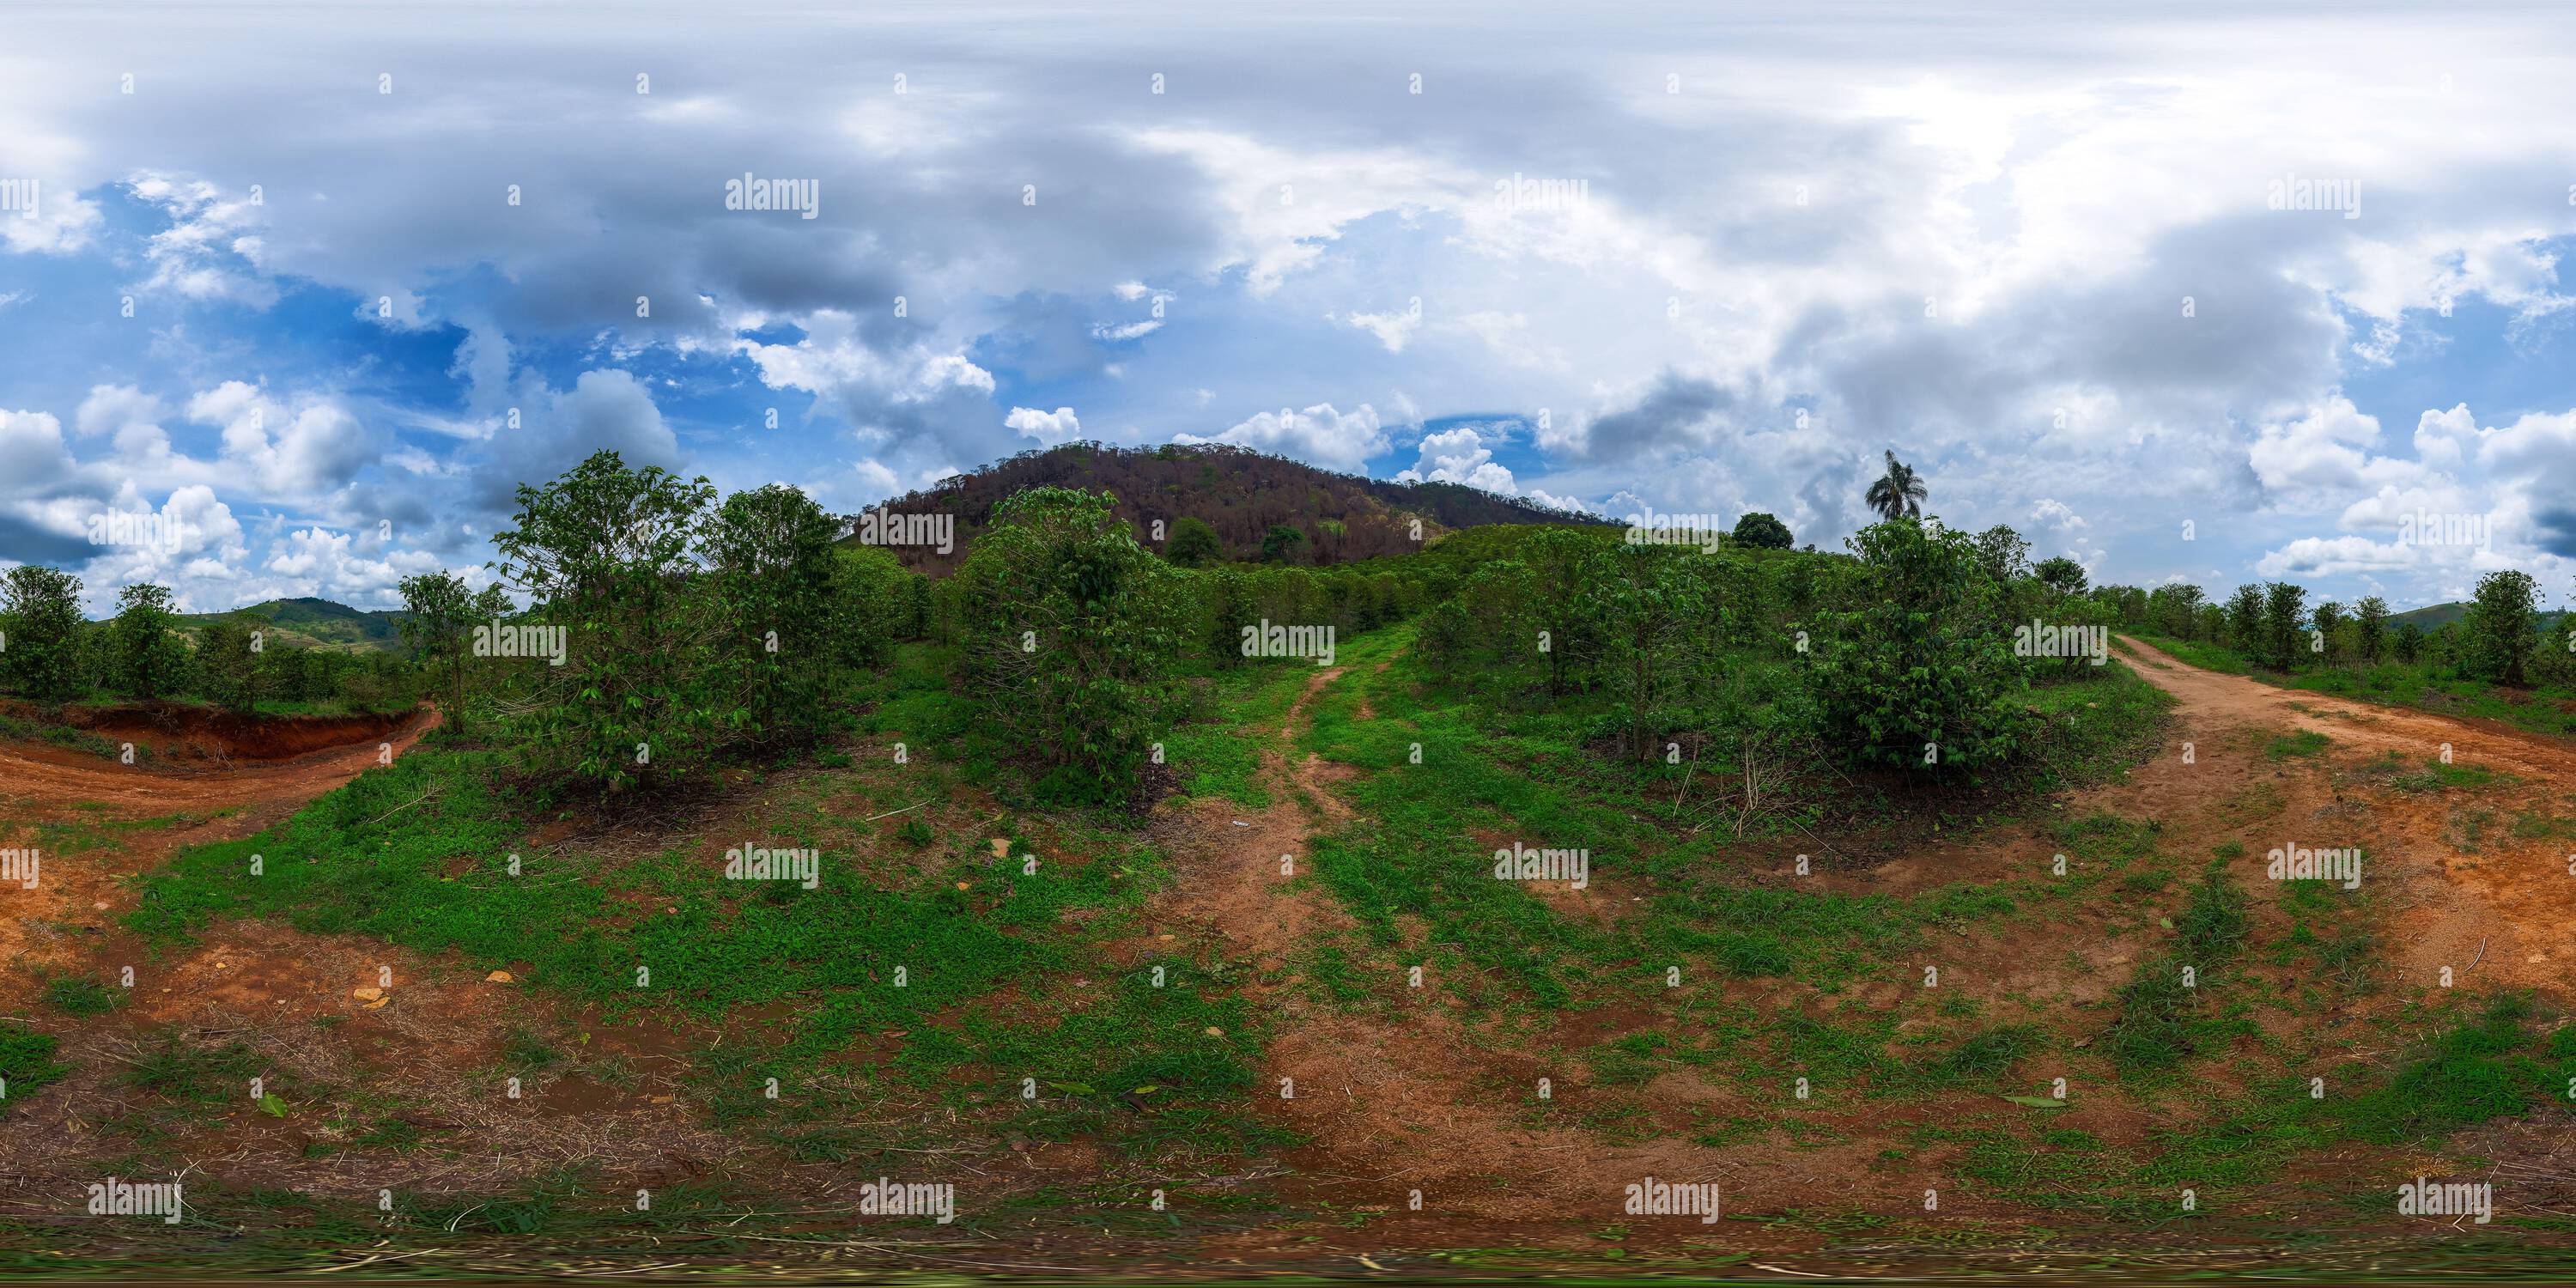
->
[1160,664,1731,1220]
[2114,635,2576,996]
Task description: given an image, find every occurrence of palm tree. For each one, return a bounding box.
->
[1864,450,1926,520]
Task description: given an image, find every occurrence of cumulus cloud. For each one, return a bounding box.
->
[5,4,2576,611]
[1394,426,1517,494]
[1005,405,1084,446]
[1178,403,1389,473]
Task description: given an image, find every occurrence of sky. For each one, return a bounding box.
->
[4,0,2576,614]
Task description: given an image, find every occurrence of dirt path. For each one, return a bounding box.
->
[1160,663,1734,1219]
[2114,635,2576,996]
[0,708,440,980]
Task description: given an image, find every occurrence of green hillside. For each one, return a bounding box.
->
[2390,601,2565,632]
[176,596,408,653]
[2390,601,2469,629]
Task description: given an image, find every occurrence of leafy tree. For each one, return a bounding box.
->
[399,571,483,731]
[1809,519,2024,772]
[0,565,86,701]
[1165,515,1224,567]
[2260,581,2308,671]
[2223,584,2264,653]
[2148,583,2204,641]
[1589,544,1714,760]
[1863,450,1927,520]
[828,544,918,670]
[2394,620,2425,664]
[2463,569,2540,685]
[110,583,190,701]
[1259,523,1308,564]
[196,617,267,714]
[2312,600,2346,663]
[947,486,1184,804]
[2354,595,2389,662]
[489,450,718,791]
[1520,527,1609,696]
[702,483,843,745]
[1732,511,1795,550]
[2033,556,2087,597]
[1972,525,2031,582]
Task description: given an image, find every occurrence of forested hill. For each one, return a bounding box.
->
[174,596,407,653]
[840,441,1609,574]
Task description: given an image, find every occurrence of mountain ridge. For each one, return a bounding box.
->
[839,440,1611,574]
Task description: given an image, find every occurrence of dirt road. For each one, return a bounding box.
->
[0,708,439,979]
[2115,635,2576,996]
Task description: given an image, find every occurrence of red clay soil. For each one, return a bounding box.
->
[3,699,422,763]
[0,706,439,975]
[2114,635,2576,997]
[1142,638,2576,1230]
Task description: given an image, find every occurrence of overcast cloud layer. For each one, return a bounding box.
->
[5,1,2576,612]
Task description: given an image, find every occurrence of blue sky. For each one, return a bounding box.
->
[5,1,2576,614]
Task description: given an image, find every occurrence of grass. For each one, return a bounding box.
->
[0,1021,67,1098]
[125,643,1310,1163]
[0,705,130,760]
[1949,993,2576,1220]
[40,599,2576,1242]
[42,974,125,1017]
[2103,861,2252,1074]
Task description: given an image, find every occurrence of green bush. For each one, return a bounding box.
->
[945,486,1185,804]
[1807,519,2026,772]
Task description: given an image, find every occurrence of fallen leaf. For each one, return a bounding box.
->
[990,838,1011,857]
[485,970,514,984]
[351,986,383,1001]
[361,996,391,1011]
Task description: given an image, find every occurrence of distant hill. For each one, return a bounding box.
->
[2390,602,2469,629]
[178,597,408,653]
[2389,601,2566,631]
[841,441,1611,574]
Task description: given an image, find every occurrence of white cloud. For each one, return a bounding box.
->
[1005,405,1084,446]
[1177,402,1389,473]
[1396,426,1518,494]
